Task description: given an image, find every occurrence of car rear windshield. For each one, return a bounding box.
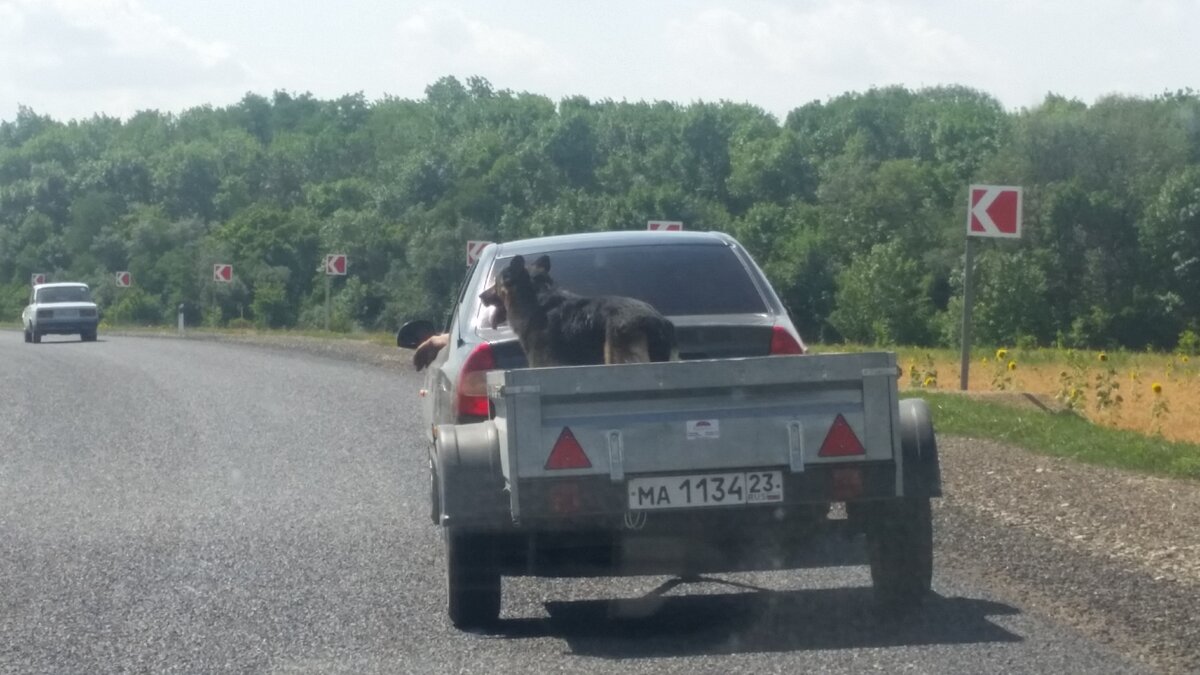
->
[37,287,91,304]
[486,244,768,316]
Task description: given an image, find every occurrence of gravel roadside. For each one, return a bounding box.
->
[936,436,1200,673]
[94,331,1200,671]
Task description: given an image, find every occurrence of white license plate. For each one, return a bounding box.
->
[627,471,784,510]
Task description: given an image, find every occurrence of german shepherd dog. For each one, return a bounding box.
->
[479,254,676,368]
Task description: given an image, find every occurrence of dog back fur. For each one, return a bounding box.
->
[483,254,675,368]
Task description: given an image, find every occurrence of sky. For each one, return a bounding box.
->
[0,0,1197,123]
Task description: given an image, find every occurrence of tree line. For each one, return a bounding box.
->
[2,76,1199,349]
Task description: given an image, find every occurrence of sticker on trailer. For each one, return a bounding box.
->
[686,419,720,440]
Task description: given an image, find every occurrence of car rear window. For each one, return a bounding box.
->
[485,244,768,317]
[36,287,91,304]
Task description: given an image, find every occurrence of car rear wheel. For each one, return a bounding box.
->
[24,327,31,343]
[31,329,41,344]
[445,527,501,629]
[82,330,97,342]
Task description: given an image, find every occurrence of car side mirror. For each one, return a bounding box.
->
[397,319,437,348]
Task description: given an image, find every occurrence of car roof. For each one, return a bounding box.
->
[494,230,735,257]
[34,282,89,290]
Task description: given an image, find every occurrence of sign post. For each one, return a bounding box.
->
[960,185,1023,390]
[323,254,347,331]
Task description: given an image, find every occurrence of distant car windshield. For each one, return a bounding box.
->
[485,244,768,318]
[37,286,91,304]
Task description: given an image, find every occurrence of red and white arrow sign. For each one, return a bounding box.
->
[466,240,492,267]
[647,220,683,231]
[967,185,1022,238]
[213,264,233,283]
[324,254,347,276]
[115,271,131,287]
[31,273,46,285]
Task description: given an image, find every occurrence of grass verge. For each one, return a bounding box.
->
[921,391,1200,481]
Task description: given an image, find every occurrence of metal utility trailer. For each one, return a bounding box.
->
[431,352,941,628]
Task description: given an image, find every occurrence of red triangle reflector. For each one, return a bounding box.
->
[546,427,592,470]
[819,414,866,457]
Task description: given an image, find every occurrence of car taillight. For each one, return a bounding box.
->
[769,326,805,355]
[454,342,496,418]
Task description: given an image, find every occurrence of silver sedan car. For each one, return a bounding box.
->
[21,283,100,343]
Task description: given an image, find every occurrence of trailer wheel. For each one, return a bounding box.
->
[445,528,500,629]
[865,497,933,612]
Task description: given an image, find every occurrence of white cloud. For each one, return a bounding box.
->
[394,6,570,92]
[661,1,1001,112]
[0,0,251,119]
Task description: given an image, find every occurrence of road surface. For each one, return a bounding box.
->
[0,334,1148,673]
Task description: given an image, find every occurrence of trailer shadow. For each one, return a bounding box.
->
[489,583,1021,659]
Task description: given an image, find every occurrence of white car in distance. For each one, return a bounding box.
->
[22,283,100,343]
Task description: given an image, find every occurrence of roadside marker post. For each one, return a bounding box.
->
[466,241,491,267]
[322,254,347,331]
[960,185,1023,390]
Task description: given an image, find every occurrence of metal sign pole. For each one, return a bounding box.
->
[959,236,977,390]
[324,273,331,332]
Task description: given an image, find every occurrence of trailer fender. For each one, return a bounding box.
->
[434,422,507,527]
[899,398,942,498]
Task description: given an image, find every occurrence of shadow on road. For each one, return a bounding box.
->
[490,585,1021,658]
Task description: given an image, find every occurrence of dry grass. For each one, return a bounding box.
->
[890,347,1200,443]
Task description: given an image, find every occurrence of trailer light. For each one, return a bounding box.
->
[545,427,592,470]
[830,468,863,500]
[819,414,866,457]
[547,481,583,514]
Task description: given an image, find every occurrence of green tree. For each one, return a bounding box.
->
[829,241,936,345]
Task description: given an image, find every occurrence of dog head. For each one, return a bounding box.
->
[479,255,552,328]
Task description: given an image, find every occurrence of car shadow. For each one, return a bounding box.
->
[488,584,1021,658]
[33,338,107,344]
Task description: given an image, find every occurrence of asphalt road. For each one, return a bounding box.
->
[0,333,1150,674]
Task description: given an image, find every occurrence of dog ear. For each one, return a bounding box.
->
[508,255,525,271]
[533,255,551,274]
